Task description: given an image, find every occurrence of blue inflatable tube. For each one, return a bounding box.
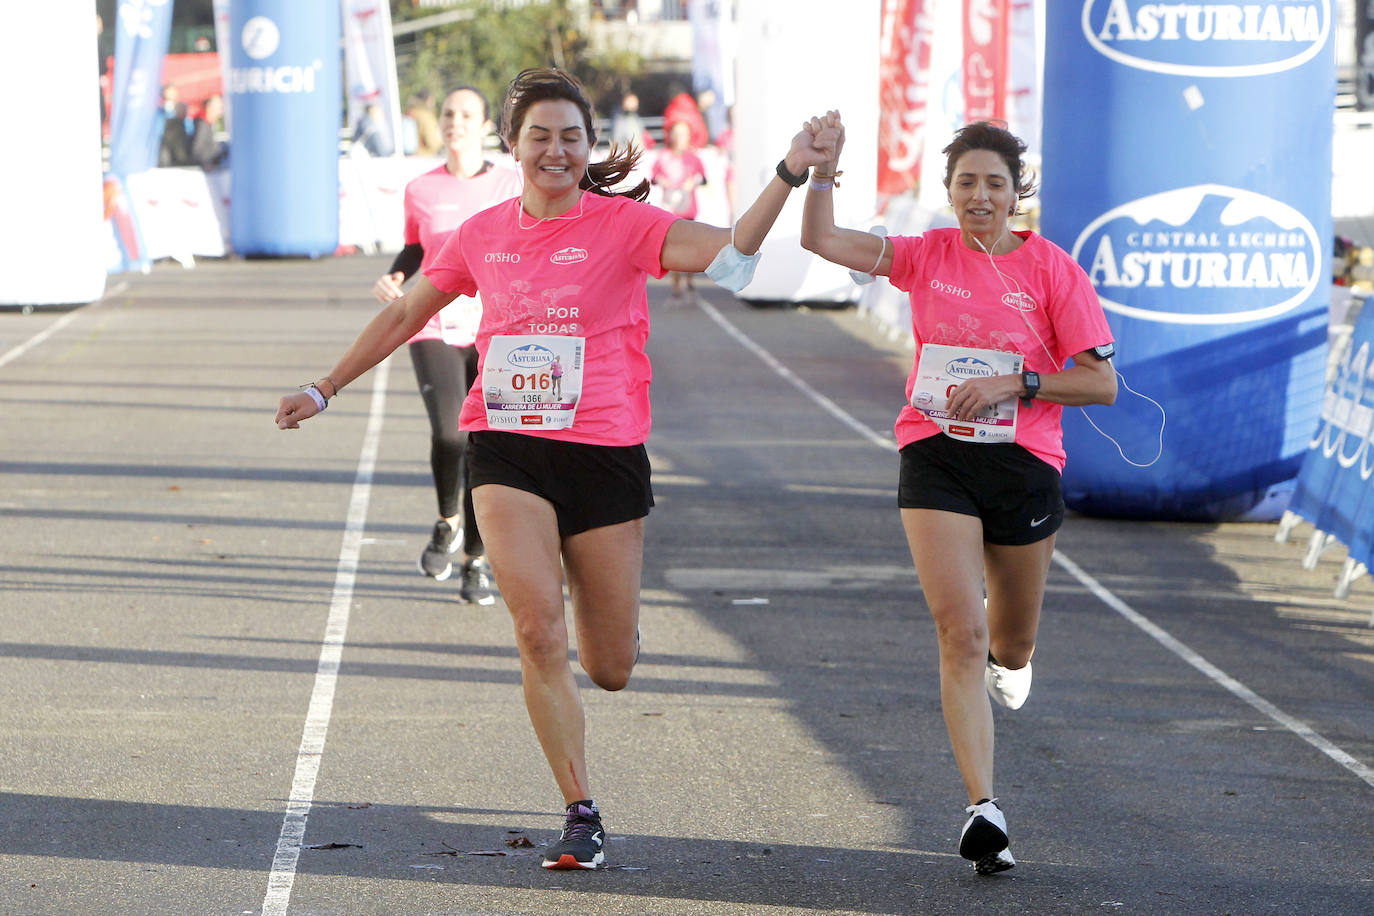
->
[228,0,341,258]
[1041,0,1335,520]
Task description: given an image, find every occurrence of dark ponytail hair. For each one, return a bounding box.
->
[501,67,649,202]
[941,121,1038,214]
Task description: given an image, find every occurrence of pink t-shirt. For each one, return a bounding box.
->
[425,192,677,446]
[402,162,523,345]
[888,228,1114,471]
[651,150,706,219]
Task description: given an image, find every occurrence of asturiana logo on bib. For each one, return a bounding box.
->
[945,357,997,380]
[1082,0,1330,77]
[551,247,588,265]
[506,344,555,370]
[1072,184,1321,325]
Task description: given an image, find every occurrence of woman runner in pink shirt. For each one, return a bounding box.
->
[372,86,522,603]
[277,68,840,870]
[801,114,1116,876]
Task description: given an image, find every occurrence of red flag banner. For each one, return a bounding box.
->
[877,0,932,198]
[962,0,1009,123]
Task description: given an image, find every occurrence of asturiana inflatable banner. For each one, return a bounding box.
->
[1041,0,1334,520]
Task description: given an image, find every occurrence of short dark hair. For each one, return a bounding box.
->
[942,121,1038,213]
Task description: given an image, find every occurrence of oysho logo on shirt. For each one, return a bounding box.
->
[1082,0,1330,77]
[1072,183,1321,325]
[485,252,521,263]
[551,247,588,265]
[930,278,972,298]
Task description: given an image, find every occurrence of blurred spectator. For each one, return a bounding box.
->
[662,85,709,150]
[609,91,654,150]
[695,87,726,143]
[158,86,194,167]
[717,104,736,217]
[403,90,441,156]
[351,103,395,158]
[651,120,708,305]
[188,94,227,170]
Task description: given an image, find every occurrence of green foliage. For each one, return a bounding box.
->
[393,0,642,126]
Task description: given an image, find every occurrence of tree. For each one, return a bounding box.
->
[392,0,643,130]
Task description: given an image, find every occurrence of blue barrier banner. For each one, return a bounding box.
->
[1290,302,1374,568]
[1042,0,1335,520]
[229,0,341,257]
[108,0,175,180]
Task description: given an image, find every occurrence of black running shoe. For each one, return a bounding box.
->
[541,800,605,869]
[959,797,1015,875]
[460,556,497,606]
[418,520,459,581]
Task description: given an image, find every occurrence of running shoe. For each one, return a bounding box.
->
[959,797,1015,875]
[541,800,605,869]
[460,556,497,606]
[418,520,459,581]
[985,656,1032,710]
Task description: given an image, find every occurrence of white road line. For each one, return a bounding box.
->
[697,300,895,450]
[262,358,392,916]
[0,281,125,371]
[1053,551,1374,789]
[700,297,1374,790]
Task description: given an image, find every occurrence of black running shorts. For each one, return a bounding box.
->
[898,434,1064,546]
[467,430,654,537]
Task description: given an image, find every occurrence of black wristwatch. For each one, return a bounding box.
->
[775,159,809,188]
[1020,370,1040,407]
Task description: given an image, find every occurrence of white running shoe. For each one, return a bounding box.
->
[959,798,1014,874]
[978,847,1016,875]
[985,657,1032,710]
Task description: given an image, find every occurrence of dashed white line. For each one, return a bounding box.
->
[0,281,125,371]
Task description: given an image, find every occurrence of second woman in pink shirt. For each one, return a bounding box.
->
[372,86,522,603]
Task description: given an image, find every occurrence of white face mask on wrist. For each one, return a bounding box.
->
[704,228,761,293]
[849,226,888,285]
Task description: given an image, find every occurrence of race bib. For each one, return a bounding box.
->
[482,335,584,430]
[911,344,1022,443]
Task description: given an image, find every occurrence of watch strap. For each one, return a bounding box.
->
[775,159,809,188]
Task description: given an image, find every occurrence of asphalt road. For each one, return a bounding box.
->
[1,255,1371,916]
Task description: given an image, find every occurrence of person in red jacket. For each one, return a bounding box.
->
[661,88,709,149]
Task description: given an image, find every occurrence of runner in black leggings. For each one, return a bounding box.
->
[372,86,522,603]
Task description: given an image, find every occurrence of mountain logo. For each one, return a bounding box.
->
[1071,184,1321,325]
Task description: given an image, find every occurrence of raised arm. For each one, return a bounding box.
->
[799,111,892,277]
[275,277,456,429]
[659,114,840,273]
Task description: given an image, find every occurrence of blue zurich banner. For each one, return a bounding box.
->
[106,0,174,273]
[228,0,341,257]
[107,0,175,179]
[1288,302,1374,570]
[1041,0,1335,520]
